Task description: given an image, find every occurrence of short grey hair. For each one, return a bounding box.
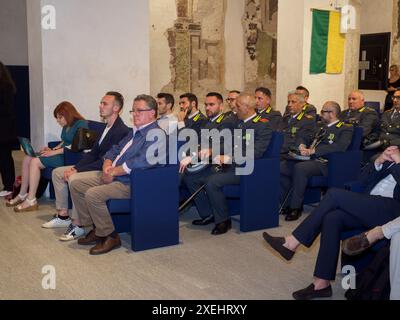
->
[324,101,341,116]
[134,94,158,117]
[288,90,305,104]
[350,90,365,101]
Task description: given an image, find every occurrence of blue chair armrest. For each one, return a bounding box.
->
[327,150,362,188]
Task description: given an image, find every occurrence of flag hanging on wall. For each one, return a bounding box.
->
[310,9,345,74]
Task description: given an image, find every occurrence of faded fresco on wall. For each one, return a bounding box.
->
[243,0,277,98]
[156,0,277,104]
[161,0,226,99]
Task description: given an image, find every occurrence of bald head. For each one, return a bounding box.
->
[348,90,365,111]
[236,93,257,120]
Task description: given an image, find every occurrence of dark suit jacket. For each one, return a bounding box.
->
[74,116,130,172]
[360,161,400,202]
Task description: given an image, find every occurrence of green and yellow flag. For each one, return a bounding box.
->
[310,9,345,74]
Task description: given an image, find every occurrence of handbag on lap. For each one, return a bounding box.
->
[71,128,98,152]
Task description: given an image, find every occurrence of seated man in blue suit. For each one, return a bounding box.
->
[42,92,130,241]
[69,95,167,255]
[181,93,273,235]
[263,146,400,300]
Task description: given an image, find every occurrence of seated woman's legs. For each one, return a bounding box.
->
[6,155,33,205]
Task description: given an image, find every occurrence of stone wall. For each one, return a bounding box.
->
[151,0,278,104]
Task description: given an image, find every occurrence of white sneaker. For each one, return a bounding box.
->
[42,216,71,229]
[59,224,85,241]
[0,190,12,197]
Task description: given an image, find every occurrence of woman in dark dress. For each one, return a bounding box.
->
[6,101,87,212]
[0,62,17,198]
[385,65,400,111]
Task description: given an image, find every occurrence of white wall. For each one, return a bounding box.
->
[225,0,245,92]
[150,0,176,96]
[276,0,305,111]
[0,0,28,65]
[360,0,393,35]
[360,0,393,110]
[27,0,150,147]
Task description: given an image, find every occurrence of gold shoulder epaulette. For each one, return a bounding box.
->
[216,114,225,124]
[297,111,306,121]
[266,106,272,114]
[359,107,366,113]
[193,114,201,122]
[253,115,262,123]
[336,121,344,128]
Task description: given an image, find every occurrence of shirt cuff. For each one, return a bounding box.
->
[374,163,383,171]
[178,121,185,129]
[122,162,131,175]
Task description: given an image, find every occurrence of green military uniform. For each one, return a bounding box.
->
[379,108,400,147]
[279,110,316,154]
[257,106,283,130]
[284,103,317,118]
[339,106,380,146]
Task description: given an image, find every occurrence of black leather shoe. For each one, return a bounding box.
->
[280,207,291,216]
[211,219,232,235]
[262,232,295,261]
[285,208,302,221]
[292,283,332,300]
[192,215,215,226]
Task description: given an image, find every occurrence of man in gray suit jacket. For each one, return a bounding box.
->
[69,95,167,255]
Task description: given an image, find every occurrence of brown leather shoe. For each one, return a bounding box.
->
[342,233,373,256]
[89,234,121,255]
[77,229,101,246]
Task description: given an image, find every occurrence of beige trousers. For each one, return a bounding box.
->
[69,171,130,237]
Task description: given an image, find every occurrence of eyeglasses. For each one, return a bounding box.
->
[129,109,153,114]
[321,110,333,114]
[393,96,400,100]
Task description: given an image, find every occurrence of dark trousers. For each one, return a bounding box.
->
[0,143,15,191]
[183,166,240,223]
[280,160,328,209]
[292,188,400,280]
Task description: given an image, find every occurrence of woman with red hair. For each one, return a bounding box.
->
[6,101,88,212]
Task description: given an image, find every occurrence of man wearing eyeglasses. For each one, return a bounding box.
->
[224,90,240,119]
[69,95,166,255]
[280,101,354,221]
[379,90,400,148]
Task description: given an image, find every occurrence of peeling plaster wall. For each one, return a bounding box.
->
[243,0,277,102]
[150,0,177,96]
[150,0,277,107]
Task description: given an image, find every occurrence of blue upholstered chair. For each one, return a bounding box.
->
[40,120,106,199]
[222,132,283,232]
[365,101,381,115]
[303,127,364,204]
[107,165,179,251]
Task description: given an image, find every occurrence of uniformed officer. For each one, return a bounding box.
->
[255,87,282,130]
[279,91,316,155]
[280,101,354,221]
[181,93,273,235]
[283,86,317,118]
[224,90,240,120]
[379,90,400,148]
[339,90,380,147]
[177,93,208,136]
